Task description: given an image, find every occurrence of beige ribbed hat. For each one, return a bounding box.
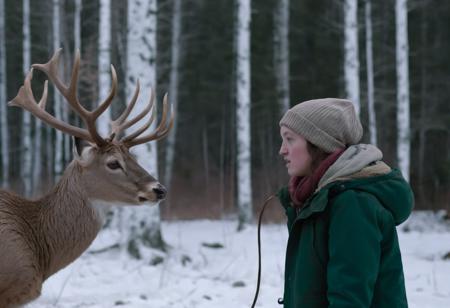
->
[279,98,363,153]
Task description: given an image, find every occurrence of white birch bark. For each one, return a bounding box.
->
[53,0,63,178]
[273,0,290,113]
[395,0,410,181]
[0,0,8,187]
[164,0,181,190]
[61,0,82,169]
[22,0,32,195]
[74,0,82,52]
[344,0,360,115]
[98,0,112,137]
[365,0,377,146]
[120,0,164,255]
[33,0,45,192]
[235,0,253,230]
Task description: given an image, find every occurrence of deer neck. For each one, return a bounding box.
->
[39,161,110,279]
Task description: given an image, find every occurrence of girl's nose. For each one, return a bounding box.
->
[279,144,287,156]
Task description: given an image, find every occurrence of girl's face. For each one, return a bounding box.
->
[279,126,313,177]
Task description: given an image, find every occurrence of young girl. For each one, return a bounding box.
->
[277,98,413,307]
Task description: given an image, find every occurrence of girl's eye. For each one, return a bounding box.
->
[107,160,122,170]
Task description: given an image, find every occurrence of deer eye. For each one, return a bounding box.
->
[106,160,122,170]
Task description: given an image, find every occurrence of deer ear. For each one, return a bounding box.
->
[72,136,93,162]
[73,136,84,158]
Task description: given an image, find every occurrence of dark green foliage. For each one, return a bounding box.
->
[201,242,224,249]
[114,300,126,306]
[142,226,167,252]
[181,254,192,266]
[150,255,164,266]
[127,238,141,259]
[232,280,246,287]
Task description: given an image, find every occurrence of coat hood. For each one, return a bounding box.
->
[319,144,414,225]
[351,169,414,225]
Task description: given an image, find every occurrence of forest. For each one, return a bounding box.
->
[0,0,449,225]
[1,1,450,307]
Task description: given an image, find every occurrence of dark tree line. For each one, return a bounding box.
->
[0,0,449,220]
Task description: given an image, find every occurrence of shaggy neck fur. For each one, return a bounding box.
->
[38,161,104,279]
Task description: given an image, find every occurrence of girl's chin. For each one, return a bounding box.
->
[288,168,308,177]
[287,169,300,177]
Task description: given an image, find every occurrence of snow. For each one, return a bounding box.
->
[27,213,450,308]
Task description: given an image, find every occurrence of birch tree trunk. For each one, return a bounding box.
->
[418,5,428,207]
[0,0,8,188]
[395,0,410,181]
[22,0,32,195]
[74,0,82,52]
[98,0,112,136]
[273,0,290,114]
[235,0,253,231]
[365,0,377,146]
[164,0,182,191]
[122,0,165,257]
[69,0,82,132]
[33,1,44,192]
[344,0,360,115]
[52,0,63,178]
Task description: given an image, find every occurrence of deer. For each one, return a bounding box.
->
[0,49,173,307]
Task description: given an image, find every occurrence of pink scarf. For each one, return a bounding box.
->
[288,149,345,209]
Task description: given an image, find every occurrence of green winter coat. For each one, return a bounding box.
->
[277,167,414,308]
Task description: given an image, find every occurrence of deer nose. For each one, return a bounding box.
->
[153,184,167,200]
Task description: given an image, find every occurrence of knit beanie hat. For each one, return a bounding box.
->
[279,98,363,153]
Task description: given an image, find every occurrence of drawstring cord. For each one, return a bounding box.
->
[251,195,283,308]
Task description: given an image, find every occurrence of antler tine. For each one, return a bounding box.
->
[32,49,116,146]
[8,69,94,142]
[113,87,155,140]
[124,93,174,148]
[121,101,157,142]
[66,49,88,115]
[38,80,49,109]
[92,64,117,119]
[110,80,140,140]
[32,49,87,116]
[78,64,118,145]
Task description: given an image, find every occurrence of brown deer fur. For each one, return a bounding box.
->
[0,48,173,307]
[0,143,166,307]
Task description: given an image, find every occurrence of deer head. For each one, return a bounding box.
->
[9,49,174,205]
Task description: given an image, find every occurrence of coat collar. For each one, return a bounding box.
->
[292,169,403,221]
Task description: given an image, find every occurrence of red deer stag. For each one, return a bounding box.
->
[0,49,173,307]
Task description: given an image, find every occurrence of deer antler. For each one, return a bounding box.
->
[9,49,173,148]
[9,48,117,146]
[111,87,174,148]
[8,68,95,142]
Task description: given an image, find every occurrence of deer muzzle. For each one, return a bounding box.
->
[137,182,167,203]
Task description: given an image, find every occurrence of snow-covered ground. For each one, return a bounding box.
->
[27,212,450,308]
